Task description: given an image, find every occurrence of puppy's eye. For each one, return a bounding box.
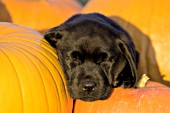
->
[71,51,83,63]
[95,52,108,64]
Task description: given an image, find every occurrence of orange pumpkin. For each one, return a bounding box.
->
[0,0,82,32]
[74,81,170,113]
[81,0,170,86]
[0,22,73,113]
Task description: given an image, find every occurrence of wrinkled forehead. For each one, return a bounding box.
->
[62,34,117,55]
[77,38,106,52]
[58,21,122,53]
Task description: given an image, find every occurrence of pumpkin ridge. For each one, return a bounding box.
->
[3,42,70,113]
[0,46,24,112]
[0,22,73,113]
[10,41,67,90]
[1,43,55,111]
[3,40,67,90]
[40,38,59,59]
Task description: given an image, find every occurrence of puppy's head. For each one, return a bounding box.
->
[44,13,138,101]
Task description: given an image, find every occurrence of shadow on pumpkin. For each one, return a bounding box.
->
[110,16,170,87]
[0,1,12,22]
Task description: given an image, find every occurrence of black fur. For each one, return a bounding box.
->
[44,13,139,101]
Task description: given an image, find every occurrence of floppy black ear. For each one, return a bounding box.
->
[44,27,65,48]
[116,39,139,88]
[44,14,83,48]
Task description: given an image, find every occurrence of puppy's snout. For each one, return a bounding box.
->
[82,80,96,92]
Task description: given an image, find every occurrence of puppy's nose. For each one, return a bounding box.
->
[82,81,96,92]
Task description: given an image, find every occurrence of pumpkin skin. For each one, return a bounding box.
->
[0,22,73,113]
[81,0,170,85]
[0,0,82,32]
[74,81,170,113]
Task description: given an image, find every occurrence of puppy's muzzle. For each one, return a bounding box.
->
[81,78,96,93]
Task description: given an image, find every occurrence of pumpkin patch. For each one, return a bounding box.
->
[0,22,73,113]
[0,1,170,112]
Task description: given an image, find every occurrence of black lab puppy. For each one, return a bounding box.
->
[44,13,139,101]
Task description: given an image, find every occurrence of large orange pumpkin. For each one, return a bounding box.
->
[0,22,73,113]
[74,81,170,113]
[0,0,82,32]
[81,0,170,86]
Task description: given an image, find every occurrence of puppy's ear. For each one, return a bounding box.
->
[44,27,65,48]
[117,39,138,88]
